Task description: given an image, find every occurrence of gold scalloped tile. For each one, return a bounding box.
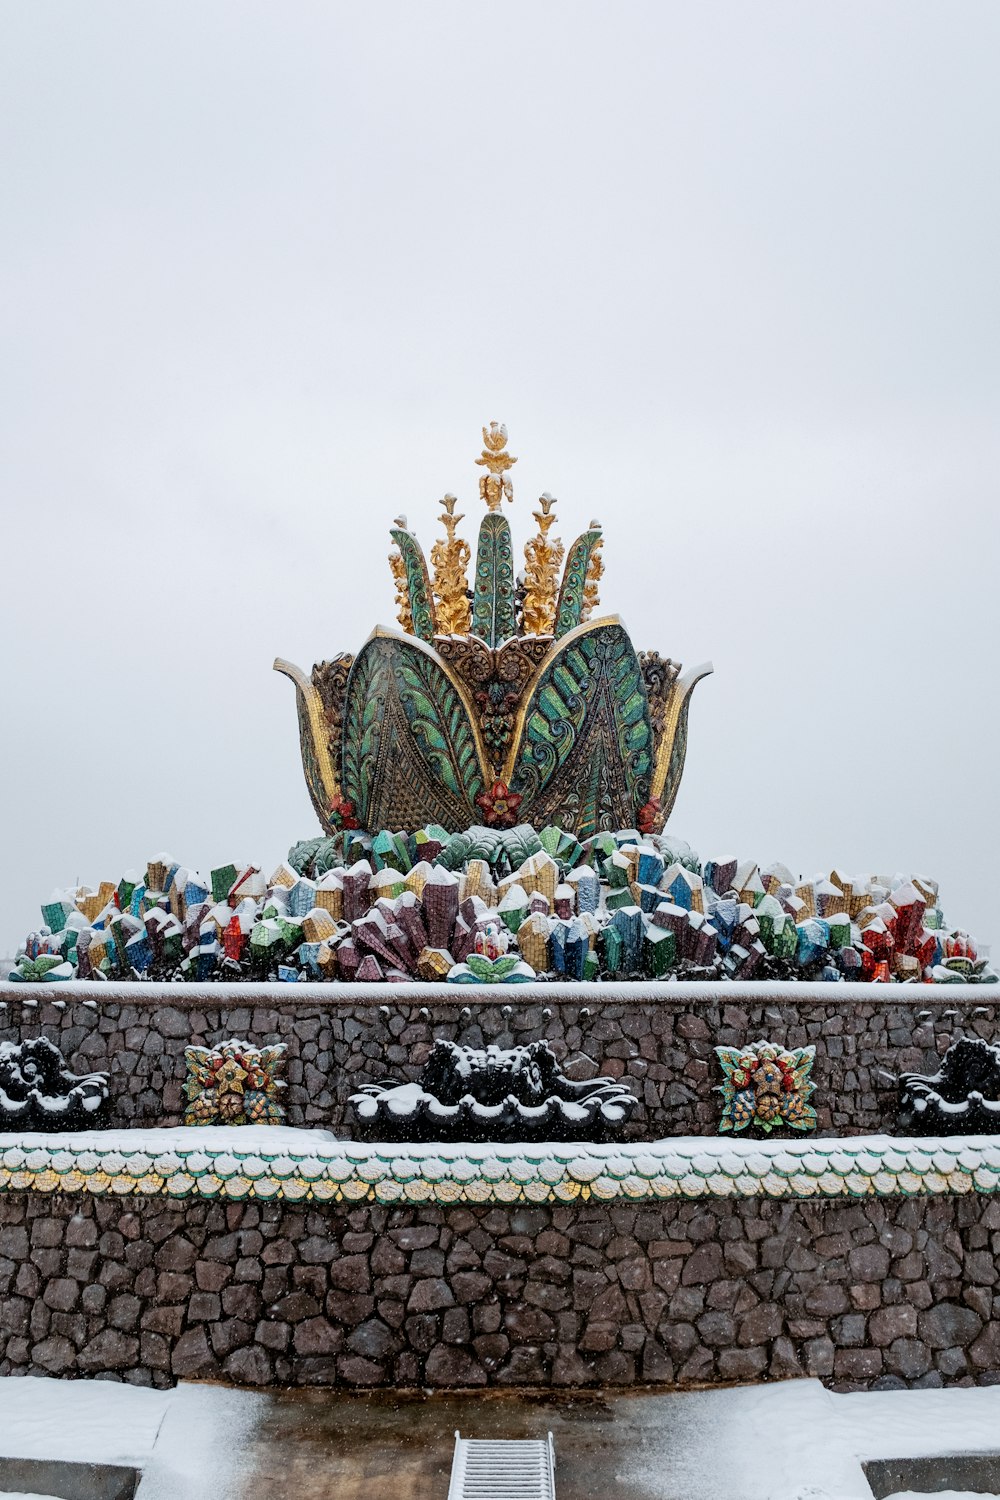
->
[339,1180,369,1201]
[5,1135,1000,1208]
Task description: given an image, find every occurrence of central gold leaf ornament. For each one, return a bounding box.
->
[275,425,712,839]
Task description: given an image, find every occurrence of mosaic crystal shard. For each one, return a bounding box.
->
[22,838,992,987]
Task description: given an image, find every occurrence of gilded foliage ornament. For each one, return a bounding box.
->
[430,493,471,636]
[388,546,413,634]
[522,492,564,636]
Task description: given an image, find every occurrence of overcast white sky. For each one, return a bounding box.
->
[1,2,998,960]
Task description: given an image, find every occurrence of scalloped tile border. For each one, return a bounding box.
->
[1,1133,999,1205]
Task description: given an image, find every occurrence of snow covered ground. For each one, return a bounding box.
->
[0,1376,264,1499]
[0,1375,999,1499]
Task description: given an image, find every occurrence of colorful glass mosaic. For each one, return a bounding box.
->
[13,831,994,987]
[715,1041,818,1135]
[183,1039,287,1127]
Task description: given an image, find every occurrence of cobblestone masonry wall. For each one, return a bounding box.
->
[1,1191,999,1392]
[0,983,997,1137]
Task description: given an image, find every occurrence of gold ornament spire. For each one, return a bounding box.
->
[580,520,604,622]
[430,493,471,636]
[476,421,516,512]
[521,492,564,637]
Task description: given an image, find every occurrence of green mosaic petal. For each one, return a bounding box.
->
[389,526,436,643]
[472,513,516,646]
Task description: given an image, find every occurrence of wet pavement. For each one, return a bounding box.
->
[4,1375,1000,1499]
[138,1377,860,1499]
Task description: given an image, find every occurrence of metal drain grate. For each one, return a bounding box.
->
[448,1431,556,1500]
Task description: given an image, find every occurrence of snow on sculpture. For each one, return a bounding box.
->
[0,1037,110,1131]
[16,833,992,987]
[275,423,712,841]
[897,1036,1000,1136]
[349,1038,637,1144]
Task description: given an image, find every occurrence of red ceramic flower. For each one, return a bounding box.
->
[328,794,360,831]
[637,797,661,836]
[476,780,523,828]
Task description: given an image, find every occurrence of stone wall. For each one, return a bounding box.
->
[0,980,996,1138]
[1,1189,998,1392]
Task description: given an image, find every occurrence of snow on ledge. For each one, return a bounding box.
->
[0,1127,998,1206]
[0,977,997,1007]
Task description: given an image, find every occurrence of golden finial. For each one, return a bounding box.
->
[430,493,471,635]
[476,421,517,475]
[476,421,517,512]
[522,492,564,636]
[580,521,604,622]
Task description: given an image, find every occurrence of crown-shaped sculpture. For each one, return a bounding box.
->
[275,425,711,839]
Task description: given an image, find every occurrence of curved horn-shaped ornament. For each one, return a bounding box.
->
[273,658,343,834]
[648,660,713,829]
[389,526,436,643]
[553,527,602,639]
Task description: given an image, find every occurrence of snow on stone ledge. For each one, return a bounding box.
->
[0,1128,998,1205]
[1,978,998,1007]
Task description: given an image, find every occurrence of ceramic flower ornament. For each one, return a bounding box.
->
[714,1040,817,1134]
[183,1038,288,1126]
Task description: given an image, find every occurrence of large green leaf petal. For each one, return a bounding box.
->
[342,633,487,830]
[507,620,653,838]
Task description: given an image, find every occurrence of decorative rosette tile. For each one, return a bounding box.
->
[183,1039,287,1128]
[714,1040,817,1135]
